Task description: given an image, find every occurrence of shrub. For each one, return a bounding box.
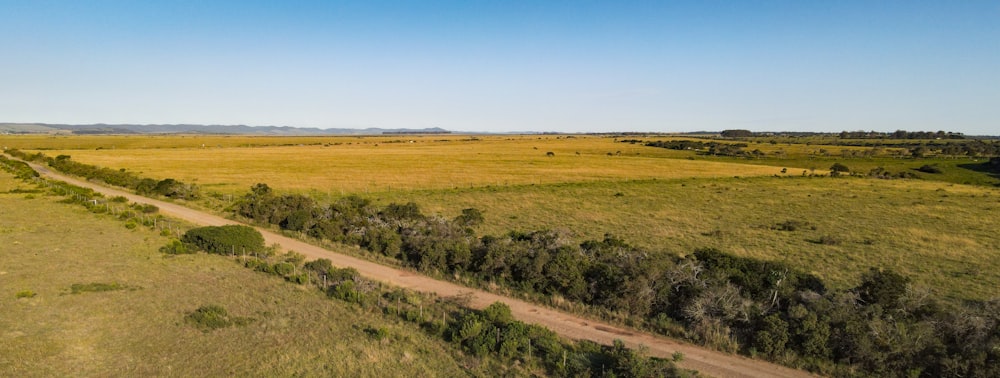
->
[811,235,841,245]
[159,239,193,254]
[184,305,250,332]
[329,281,365,303]
[137,203,159,213]
[181,225,265,255]
[273,262,295,276]
[829,163,850,176]
[917,164,942,174]
[857,268,910,309]
[304,258,334,275]
[771,220,814,231]
[363,325,390,341]
[70,282,126,294]
[15,290,36,298]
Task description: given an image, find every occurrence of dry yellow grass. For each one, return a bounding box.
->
[26,135,783,194]
[0,173,489,377]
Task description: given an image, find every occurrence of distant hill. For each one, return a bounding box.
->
[0,123,450,135]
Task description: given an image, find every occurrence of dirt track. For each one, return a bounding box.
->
[20,159,814,378]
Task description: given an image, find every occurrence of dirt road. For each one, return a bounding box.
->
[19,159,814,378]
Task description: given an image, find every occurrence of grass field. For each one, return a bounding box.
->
[4,134,998,303]
[0,174,495,377]
[24,135,783,194]
[373,176,1000,302]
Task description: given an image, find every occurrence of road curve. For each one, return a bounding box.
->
[17,158,815,378]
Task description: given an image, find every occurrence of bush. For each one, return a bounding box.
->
[15,290,36,298]
[917,164,942,174]
[811,235,841,245]
[771,220,814,232]
[304,258,334,275]
[159,239,193,254]
[829,163,850,176]
[363,325,390,341]
[70,282,126,294]
[181,225,265,255]
[137,203,159,213]
[329,281,365,303]
[857,268,909,309]
[184,305,250,332]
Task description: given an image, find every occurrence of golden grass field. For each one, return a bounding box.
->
[4,134,998,302]
[22,135,783,194]
[0,174,496,377]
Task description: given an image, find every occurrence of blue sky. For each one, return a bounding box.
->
[1,1,997,134]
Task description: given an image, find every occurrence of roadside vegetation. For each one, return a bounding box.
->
[0,156,687,377]
[227,184,999,377]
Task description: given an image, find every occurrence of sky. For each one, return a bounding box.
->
[0,1,997,134]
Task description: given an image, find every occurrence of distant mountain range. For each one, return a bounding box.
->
[0,123,451,135]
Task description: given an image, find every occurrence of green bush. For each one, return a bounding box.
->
[15,290,36,298]
[917,164,942,174]
[363,325,390,341]
[304,258,334,275]
[70,282,127,294]
[184,305,250,332]
[273,262,295,276]
[181,225,265,255]
[159,239,193,254]
[329,281,365,303]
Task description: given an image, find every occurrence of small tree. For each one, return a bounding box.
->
[857,268,909,309]
[829,163,850,176]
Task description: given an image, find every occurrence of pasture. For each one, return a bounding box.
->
[24,135,783,194]
[5,134,998,302]
[0,174,488,377]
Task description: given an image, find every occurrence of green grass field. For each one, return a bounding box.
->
[372,176,1000,302]
[4,134,998,303]
[0,174,495,377]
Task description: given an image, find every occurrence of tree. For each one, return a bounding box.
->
[753,313,789,358]
[857,268,909,309]
[721,129,753,138]
[829,163,850,176]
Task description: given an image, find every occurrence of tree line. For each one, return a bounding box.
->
[839,130,965,140]
[233,185,998,377]
[624,140,761,158]
[5,150,200,199]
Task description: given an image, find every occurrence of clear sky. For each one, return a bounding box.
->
[1,1,997,134]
